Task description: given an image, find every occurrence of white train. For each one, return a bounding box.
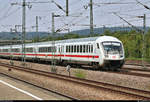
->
[0,36,125,70]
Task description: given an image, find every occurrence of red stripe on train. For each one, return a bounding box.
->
[0,53,99,58]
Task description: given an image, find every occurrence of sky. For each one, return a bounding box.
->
[0,0,150,33]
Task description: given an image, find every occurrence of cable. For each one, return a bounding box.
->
[96,16,150,28]
[0,7,21,22]
[0,0,11,13]
[0,5,12,18]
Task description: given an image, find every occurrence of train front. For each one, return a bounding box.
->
[99,36,125,70]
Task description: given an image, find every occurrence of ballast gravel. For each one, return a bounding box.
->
[1,59,150,99]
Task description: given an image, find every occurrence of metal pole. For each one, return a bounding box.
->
[142,14,146,68]
[52,12,55,34]
[66,0,69,16]
[15,25,18,40]
[22,0,26,66]
[103,25,106,34]
[51,12,56,73]
[90,0,93,36]
[10,29,13,65]
[15,25,22,40]
[36,16,39,41]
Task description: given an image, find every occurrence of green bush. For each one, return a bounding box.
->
[51,67,57,73]
[74,70,86,79]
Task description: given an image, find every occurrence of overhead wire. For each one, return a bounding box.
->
[35,0,85,32]
[0,6,21,22]
[26,0,82,32]
[97,16,150,28]
[0,0,11,13]
[1,0,150,32]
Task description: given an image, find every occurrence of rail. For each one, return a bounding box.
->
[0,62,150,100]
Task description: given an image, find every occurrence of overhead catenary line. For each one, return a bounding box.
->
[136,0,150,10]
[0,7,21,22]
[1,0,150,33]
[113,12,144,33]
[0,0,11,14]
[94,1,150,5]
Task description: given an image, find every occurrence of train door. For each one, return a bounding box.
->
[34,45,37,59]
[58,45,62,61]
[96,42,101,61]
[35,45,39,61]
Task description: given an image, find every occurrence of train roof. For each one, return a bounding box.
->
[0,36,121,48]
[28,36,120,45]
[33,36,98,45]
[29,36,121,45]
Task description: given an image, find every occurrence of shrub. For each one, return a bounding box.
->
[74,70,86,79]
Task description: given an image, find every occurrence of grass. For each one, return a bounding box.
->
[74,70,86,79]
[51,66,57,73]
[10,61,14,66]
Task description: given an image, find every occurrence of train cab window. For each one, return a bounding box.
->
[69,46,71,53]
[39,47,56,53]
[3,49,9,52]
[66,46,68,52]
[74,45,76,53]
[52,46,56,52]
[11,48,20,52]
[88,45,91,53]
[77,45,79,53]
[97,43,100,49]
[91,45,93,53]
[39,47,43,52]
[47,47,51,52]
[71,45,73,53]
[25,48,33,52]
[83,45,86,53]
[80,45,82,53]
[58,47,61,53]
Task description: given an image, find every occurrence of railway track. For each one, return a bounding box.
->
[0,63,77,100]
[123,67,150,72]
[107,69,150,78]
[0,62,150,100]
[125,63,150,67]
[1,58,150,79]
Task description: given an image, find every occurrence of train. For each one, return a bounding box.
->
[0,36,125,70]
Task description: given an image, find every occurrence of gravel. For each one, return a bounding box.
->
[0,62,136,100]
[1,58,150,95]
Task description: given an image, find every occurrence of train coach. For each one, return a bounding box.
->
[0,36,125,70]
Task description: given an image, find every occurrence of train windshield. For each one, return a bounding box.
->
[102,42,123,54]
